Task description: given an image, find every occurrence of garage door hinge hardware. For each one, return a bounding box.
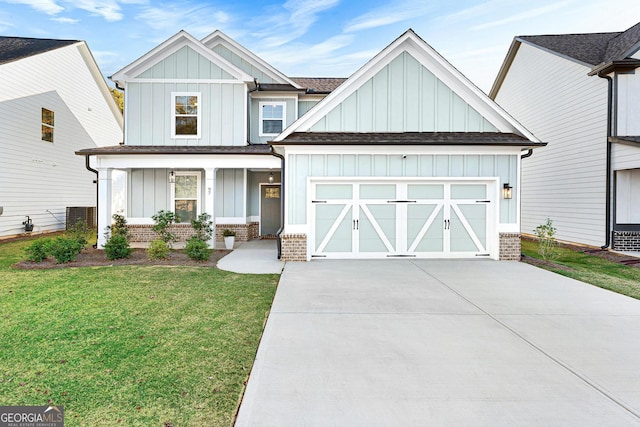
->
[476,254,490,257]
[311,200,327,204]
[387,200,417,203]
[387,254,417,257]
[475,200,491,203]
[311,255,327,258]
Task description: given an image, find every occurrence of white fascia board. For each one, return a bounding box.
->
[489,38,519,99]
[250,92,300,99]
[278,145,525,156]
[93,153,281,169]
[201,30,302,89]
[111,30,253,85]
[75,42,124,129]
[275,30,539,143]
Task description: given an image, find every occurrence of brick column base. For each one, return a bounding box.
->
[499,233,521,261]
[612,231,640,252]
[280,234,307,261]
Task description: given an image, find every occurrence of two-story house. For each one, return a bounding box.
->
[78,29,544,261]
[0,37,123,239]
[491,22,640,252]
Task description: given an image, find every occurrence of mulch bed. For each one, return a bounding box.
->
[12,247,231,270]
[520,254,575,271]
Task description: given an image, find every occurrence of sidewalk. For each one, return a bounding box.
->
[217,239,284,274]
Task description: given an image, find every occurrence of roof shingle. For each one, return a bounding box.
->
[290,77,347,94]
[0,36,78,66]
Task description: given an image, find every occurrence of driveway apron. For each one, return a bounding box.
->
[235,260,640,426]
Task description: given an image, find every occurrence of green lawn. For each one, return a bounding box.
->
[521,239,640,300]
[0,239,278,426]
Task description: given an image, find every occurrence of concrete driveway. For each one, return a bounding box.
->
[235,260,640,426]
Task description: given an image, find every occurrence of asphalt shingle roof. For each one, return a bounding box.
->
[76,144,273,156]
[519,21,640,67]
[0,36,79,66]
[291,77,347,94]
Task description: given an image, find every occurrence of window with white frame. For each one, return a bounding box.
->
[259,102,285,136]
[171,171,201,223]
[172,93,200,138]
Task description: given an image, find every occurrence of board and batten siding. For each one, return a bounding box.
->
[126,82,245,146]
[211,44,276,84]
[298,100,320,118]
[287,153,517,225]
[494,42,608,246]
[310,52,497,133]
[136,45,234,80]
[0,92,99,237]
[215,169,245,218]
[249,97,297,144]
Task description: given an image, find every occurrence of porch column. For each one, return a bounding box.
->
[205,168,217,248]
[97,168,113,249]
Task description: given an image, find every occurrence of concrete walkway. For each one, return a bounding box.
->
[236,260,640,426]
[217,239,284,274]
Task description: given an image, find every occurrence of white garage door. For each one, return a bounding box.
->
[310,180,497,259]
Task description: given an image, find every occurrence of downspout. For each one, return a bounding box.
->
[84,155,99,248]
[520,149,533,159]
[597,73,613,249]
[270,146,285,259]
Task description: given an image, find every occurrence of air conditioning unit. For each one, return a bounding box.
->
[66,206,97,230]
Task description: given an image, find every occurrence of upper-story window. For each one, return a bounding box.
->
[172,93,200,138]
[259,102,286,136]
[41,108,54,143]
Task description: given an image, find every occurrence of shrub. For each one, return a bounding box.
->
[104,234,132,260]
[152,210,177,245]
[66,219,90,248]
[534,218,558,261]
[147,238,169,260]
[191,213,213,242]
[24,238,53,262]
[49,237,83,264]
[222,229,236,237]
[185,236,210,261]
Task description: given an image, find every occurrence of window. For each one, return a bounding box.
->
[259,102,285,136]
[41,108,54,142]
[172,93,200,138]
[172,172,201,223]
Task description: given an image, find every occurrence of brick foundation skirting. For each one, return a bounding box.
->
[214,223,259,243]
[499,233,521,261]
[612,231,640,252]
[280,233,307,261]
[127,224,198,243]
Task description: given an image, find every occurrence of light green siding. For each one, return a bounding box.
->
[216,169,245,217]
[128,169,205,218]
[126,82,245,146]
[288,154,517,225]
[298,100,320,117]
[309,52,498,133]
[136,46,234,79]
[249,97,297,144]
[212,45,276,83]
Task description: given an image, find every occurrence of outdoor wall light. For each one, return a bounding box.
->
[169,170,175,184]
[268,172,274,183]
[502,183,513,199]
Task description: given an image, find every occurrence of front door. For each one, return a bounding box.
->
[260,185,281,236]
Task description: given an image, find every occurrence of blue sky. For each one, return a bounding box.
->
[1,0,639,92]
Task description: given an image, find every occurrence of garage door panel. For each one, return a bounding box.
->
[408,204,444,252]
[316,184,353,199]
[450,205,487,253]
[315,204,352,252]
[359,204,396,253]
[408,184,444,199]
[451,183,486,199]
[360,184,396,199]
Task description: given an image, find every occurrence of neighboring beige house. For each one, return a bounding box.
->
[0,37,123,239]
[491,22,640,251]
[78,29,543,261]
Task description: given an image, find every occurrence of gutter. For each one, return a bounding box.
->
[269,146,285,259]
[83,155,99,248]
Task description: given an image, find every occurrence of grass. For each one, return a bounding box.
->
[0,239,278,426]
[521,239,640,300]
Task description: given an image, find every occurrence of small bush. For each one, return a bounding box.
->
[534,218,558,261]
[222,229,236,237]
[147,238,169,260]
[24,238,53,262]
[66,219,90,248]
[49,237,83,264]
[152,210,177,245]
[191,213,213,242]
[104,234,132,260]
[185,237,210,261]
[106,214,129,239]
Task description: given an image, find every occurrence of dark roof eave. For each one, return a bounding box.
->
[75,145,273,156]
[588,59,640,76]
[270,141,546,147]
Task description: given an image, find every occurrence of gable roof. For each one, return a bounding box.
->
[110,30,253,86]
[491,22,640,97]
[201,30,302,88]
[275,29,538,143]
[291,77,347,94]
[0,36,78,66]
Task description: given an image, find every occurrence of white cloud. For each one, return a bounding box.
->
[344,0,433,33]
[137,3,232,37]
[69,0,122,21]
[51,16,78,23]
[469,1,573,31]
[3,0,64,15]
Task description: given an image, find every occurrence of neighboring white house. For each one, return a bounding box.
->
[79,29,543,261]
[491,22,640,251]
[0,37,123,239]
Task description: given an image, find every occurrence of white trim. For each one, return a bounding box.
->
[274,30,539,143]
[281,145,526,156]
[216,217,246,224]
[170,171,202,223]
[259,101,286,136]
[131,78,245,84]
[94,154,280,170]
[171,92,201,139]
[251,93,300,99]
[125,217,155,225]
